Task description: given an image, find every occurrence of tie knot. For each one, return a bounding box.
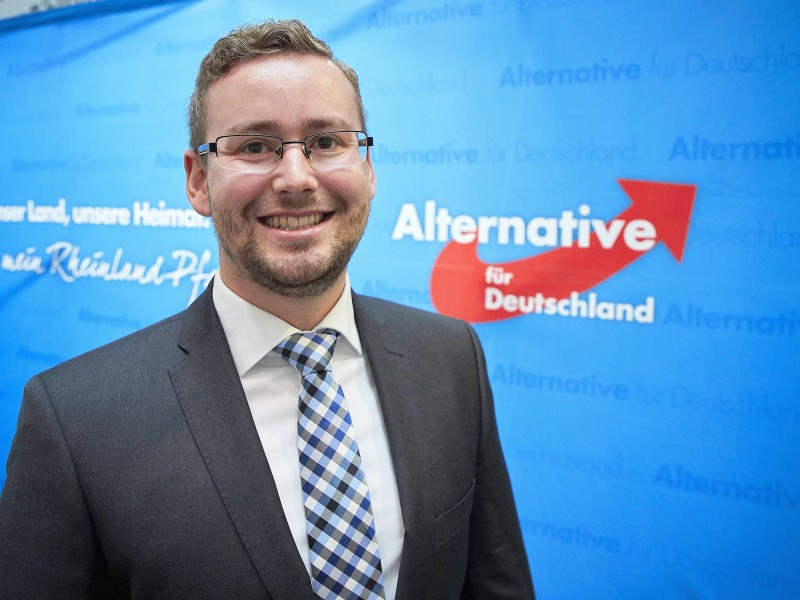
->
[275,329,338,376]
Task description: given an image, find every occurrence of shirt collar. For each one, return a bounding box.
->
[213,274,362,377]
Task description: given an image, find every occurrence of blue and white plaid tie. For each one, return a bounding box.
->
[276,329,386,600]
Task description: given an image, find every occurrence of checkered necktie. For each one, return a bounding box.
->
[275,329,386,600]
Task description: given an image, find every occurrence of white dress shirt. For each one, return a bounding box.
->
[213,275,404,599]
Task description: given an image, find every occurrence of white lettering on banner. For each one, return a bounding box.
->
[26,198,71,226]
[0,198,211,229]
[132,201,210,228]
[1,247,45,273]
[0,243,216,304]
[391,200,656,250]
[72,205,132,226]
[0,204,27,222]
[484,287,655,323]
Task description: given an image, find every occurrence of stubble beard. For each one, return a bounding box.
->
[211,195,369,299]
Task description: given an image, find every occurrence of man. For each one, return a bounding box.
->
[0,19,534,599]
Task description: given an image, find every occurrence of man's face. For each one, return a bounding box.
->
[186,53,375,299]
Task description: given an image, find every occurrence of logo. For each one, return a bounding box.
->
[424,179,696,323]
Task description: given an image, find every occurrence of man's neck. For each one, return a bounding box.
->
[217,267,346,331]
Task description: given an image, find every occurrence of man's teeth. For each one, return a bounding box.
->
[265,213,324,230]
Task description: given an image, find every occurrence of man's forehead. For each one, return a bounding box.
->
[220,53,345,87]
[204,54,363,134]
[216,53,351,89]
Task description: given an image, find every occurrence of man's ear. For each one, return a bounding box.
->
[184,150,211,216]
[366,153,377,200]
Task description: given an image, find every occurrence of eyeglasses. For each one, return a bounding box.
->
[197,130,373,173]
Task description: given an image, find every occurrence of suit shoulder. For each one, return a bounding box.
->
[353,293,479,352]
[355,294,467,329]
[37,308,190,383]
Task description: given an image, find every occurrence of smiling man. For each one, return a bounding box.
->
[185,50,375,327]
[0,19,534,600]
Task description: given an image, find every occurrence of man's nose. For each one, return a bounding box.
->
[270,143,318,194]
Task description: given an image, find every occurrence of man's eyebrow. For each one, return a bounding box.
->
[303,117,356,131]
[221,117,359,137]
[224,120,280,135]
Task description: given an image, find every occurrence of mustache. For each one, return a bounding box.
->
[217,193,339,219]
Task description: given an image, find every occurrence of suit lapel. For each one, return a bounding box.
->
[169,285,314,600]
[353,294,435,600]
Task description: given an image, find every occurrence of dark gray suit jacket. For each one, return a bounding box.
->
[0,284,534,599]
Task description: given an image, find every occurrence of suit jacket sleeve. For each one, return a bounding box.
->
[462,322,535,599]
[0,375,118,598]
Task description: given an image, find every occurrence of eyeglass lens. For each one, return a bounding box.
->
[214,131,369,172]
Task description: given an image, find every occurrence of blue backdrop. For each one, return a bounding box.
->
[1,1,799,597]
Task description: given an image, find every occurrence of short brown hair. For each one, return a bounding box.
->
[188,19,366,151]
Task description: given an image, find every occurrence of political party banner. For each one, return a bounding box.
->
[1,0,798,597]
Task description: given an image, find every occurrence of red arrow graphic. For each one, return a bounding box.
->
[429,179,696,323]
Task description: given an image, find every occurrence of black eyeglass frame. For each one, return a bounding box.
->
[196,130,374,163]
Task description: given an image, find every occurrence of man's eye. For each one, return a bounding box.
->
[313,136,339,151]
[243,142,266,154]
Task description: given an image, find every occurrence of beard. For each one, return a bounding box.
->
[209,193,369,298]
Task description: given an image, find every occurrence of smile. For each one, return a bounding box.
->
[261,213,327,231]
